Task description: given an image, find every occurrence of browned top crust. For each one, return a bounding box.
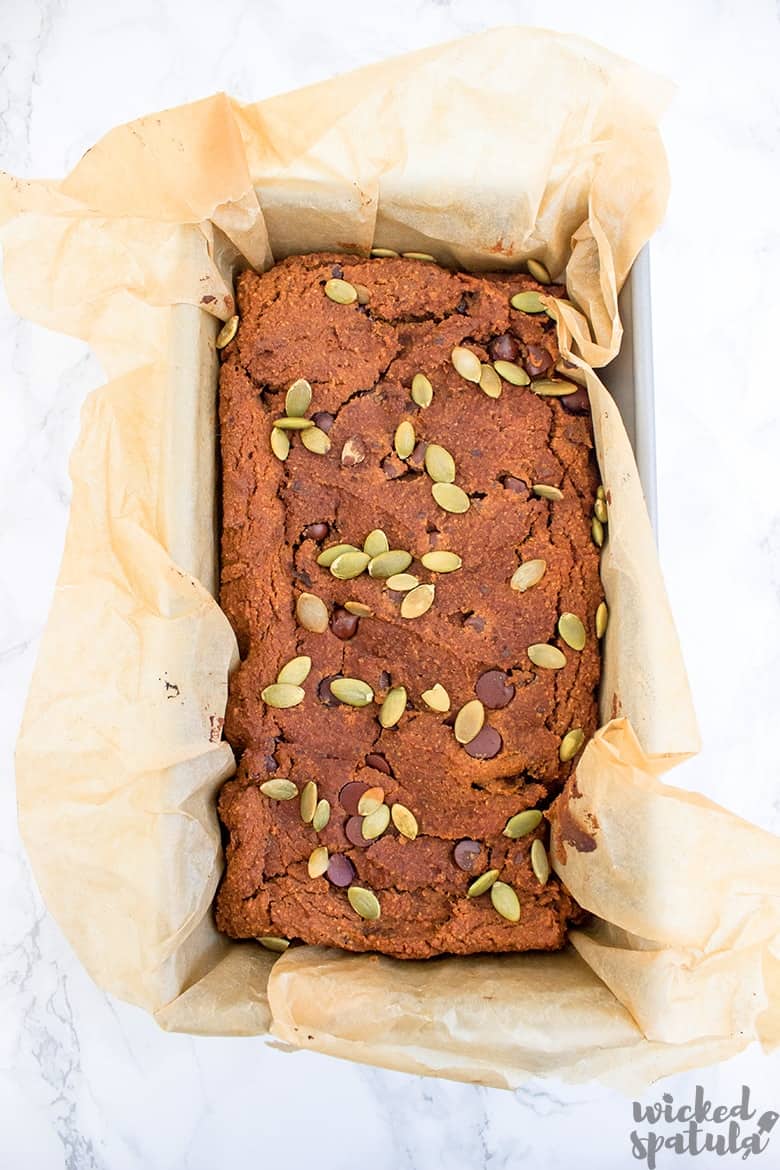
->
[215,253,601,959]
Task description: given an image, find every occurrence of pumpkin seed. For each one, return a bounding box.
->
[532,484,563,502]
[491,881,521,922]
[270,427,290,461]
[400,583,435,619]
[324,278,358,304]
[371,247,400,258]
[432,482,470,513]
[531,380,574,397]
[317,543,359,567]
[357,787,385,816]
[424,443,456,484]
[273,417,315,431]
[527,259,551,284]
[596,601,609,639]
[510,290,545,313]
[344,601,373,617]
[299,780,318,823]
[454,699,485,745]
[558,612,586,651]
[261,683,305,708]
[394,420,416,459]
[285,378,312,417]
[420,551,462,573]
[391,804,419,839]
[368,549,413,578]
[531,838,550,885]
[385,573,419,592]
[503,809,543,839]
[451,346,482,383]
[467,868,499,897]
[301,426,331,454]
[348,886,381,920]
[510,559,547,592]
[260,778,298,800]
[479,363,502,398]
[594,497,608,524]
[379,685,407,728]
[216,315,239,348]
[592,516,605,547]
[597,485,606,500]
[421,683,450,712]
[312,799,331,832]
[402,251,436,262]
[296,592,329,632]
[493,360,530,386]
[559,728,585,762]
[363,529,389,558]
[329,677,374,707]
[355,284,370,306]
[308,846,329,878]
[362,803,391,839]
[277,655,312,686]
[527,644,567,670]
[411,373,433,408]
[330,551,371,580]
[259,936,289,953]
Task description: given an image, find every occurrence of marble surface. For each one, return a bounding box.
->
[1,1,779,1167]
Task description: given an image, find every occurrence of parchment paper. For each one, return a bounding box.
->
[3,27,778,1089]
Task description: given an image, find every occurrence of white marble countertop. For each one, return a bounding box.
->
[2,2,779,1167]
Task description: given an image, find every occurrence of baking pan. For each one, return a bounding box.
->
[601,245,657,533]
[163,249,657,591]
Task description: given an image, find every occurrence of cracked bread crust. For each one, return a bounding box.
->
[215,253,601,959]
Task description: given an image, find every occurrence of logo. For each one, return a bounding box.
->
[631,1086,778,1166]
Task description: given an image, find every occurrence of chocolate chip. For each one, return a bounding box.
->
[341,436,367,467]
[382,455,406,480]
[331,264,344,279]
[523,344,554,377]
[489,333,519,362]
[318,675,340,707]
[312,411,335,433]
[339,782,369,815]
[475,669,515,709]
[345,815,372,848]
[464,614,485,634]
[560,387,590,415]
[293,568,313,588]
[455,295,469,315]
[464,725,503,759]
[500,475,527,494]
[378,671,392,691]
[264,754,278,773]
[326,854,356,887]
[407,441,427,470]
[304,522,329,542]
[365,752,392,776]
[330,607,359,640]
[453,839,482,872]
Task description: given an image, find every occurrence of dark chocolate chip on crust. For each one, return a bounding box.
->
[327,854,356,887]
[453,839,482,871]
[345,815,372,848]
[475,670,515,710]
[330,607,360,640]
[339,782,369,815]
[464,725,503,759]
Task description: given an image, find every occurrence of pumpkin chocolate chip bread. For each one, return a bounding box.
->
[214,252,605,959]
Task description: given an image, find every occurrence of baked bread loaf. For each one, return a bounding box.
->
[215,253,604,959]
